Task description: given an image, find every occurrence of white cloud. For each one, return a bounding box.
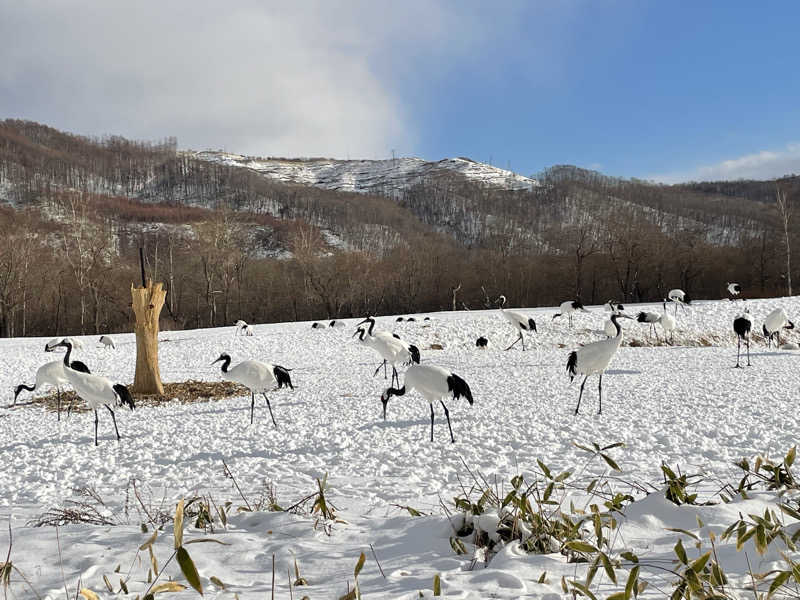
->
[651,143,800,183]
[0,1,492,158]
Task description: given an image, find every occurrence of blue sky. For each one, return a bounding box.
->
[1,1,798,182]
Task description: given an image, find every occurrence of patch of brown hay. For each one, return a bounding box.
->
[29,380,249,413]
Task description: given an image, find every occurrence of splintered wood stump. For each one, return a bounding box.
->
[131,279,166,395]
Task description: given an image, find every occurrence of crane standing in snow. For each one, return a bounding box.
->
[14,358,91,420]
[727,282,742,299]
[636,307,661,341]
[733,308,753,368]
[495,295,537,350]
[668,289,690,315]
[380,364,473,443]
[566,313,630,414]
[552,300,590,328]
[353,323,420,388]
[51,340,135,445]
[658,300,677,345]
[99,335,116,349]
[763,307,795,348]
[212,352,293,427]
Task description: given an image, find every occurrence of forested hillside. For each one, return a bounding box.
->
[1,119,798,337]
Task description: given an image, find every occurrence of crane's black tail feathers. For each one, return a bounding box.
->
[70,360,91,374]
[636,312,648,323]
[683,295,692,305]
[408,344,421,364]
[787,320,796,330]
[763,324,770,338]
[273,365,294,389]
[527,318,537,332]
[566,351,578,381]
[447,374,473,405]
[113,384,135,411]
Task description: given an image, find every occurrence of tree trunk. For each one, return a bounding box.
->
[131,279,166,395]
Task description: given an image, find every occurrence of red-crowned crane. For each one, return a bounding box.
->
[566,313,630,414]
[354,321,420,388]
[51,340,134,445]
[668,289,690,315]
[552,300,590,328]
[496,295,537,350]
[727,282,741,299]
[636,307,661,341]
[763,307,795,347]
[380,364,473,443]
[14,359,91,420]
[658,300,677,345]
[212,352,293,427]
[733,308,753,368]
[98,335,116,349]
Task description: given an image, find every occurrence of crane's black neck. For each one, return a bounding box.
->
[218,355,232,373]
[60,341,73,367]
[610,313,622,337]
[14,383,35,400]
[364,317,375,336]
[354,328,367,341]
[381,385,406,420]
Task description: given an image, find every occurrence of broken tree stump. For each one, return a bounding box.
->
[131,279,166,395]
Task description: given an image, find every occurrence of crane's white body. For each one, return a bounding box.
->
[381,364,473,443]
[99,335,116,349]
[329,320,347,328]
[243,325,254,336]
[234,320,249,336]
[764,307,790,335]
[763,307,794,347]
[668,289,689,314]
[552,300,590,328]
[221,359,282,392]
[570,326,623,378]
[636,309,661,340]
[727,282,741,296]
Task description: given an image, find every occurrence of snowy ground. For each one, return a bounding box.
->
[1,296,799,599]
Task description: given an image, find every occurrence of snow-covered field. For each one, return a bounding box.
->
[1,296,799,599]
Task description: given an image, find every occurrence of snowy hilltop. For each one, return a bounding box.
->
[194,151,538,195]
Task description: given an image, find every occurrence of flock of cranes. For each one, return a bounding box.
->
[8,281,797,445]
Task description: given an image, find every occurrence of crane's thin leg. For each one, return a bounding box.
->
[430,403,435,442]
[106,405,120,441]
[57,388,61,422]
[440,400,455,443]
[598,374,603,414]
[505,333,522,351]
[569,314,573,328]
[94,409,99,446]
[746,337,751,367]
[735,337,742,368]
[263,393,277,428]
[250,392,255,425]
[392,366,400,388]
[521,334,526,351]
[575,376,588,415]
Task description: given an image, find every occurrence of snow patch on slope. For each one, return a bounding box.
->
[194,152,538,195]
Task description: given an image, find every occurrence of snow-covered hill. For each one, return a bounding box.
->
[194,152,538,195]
